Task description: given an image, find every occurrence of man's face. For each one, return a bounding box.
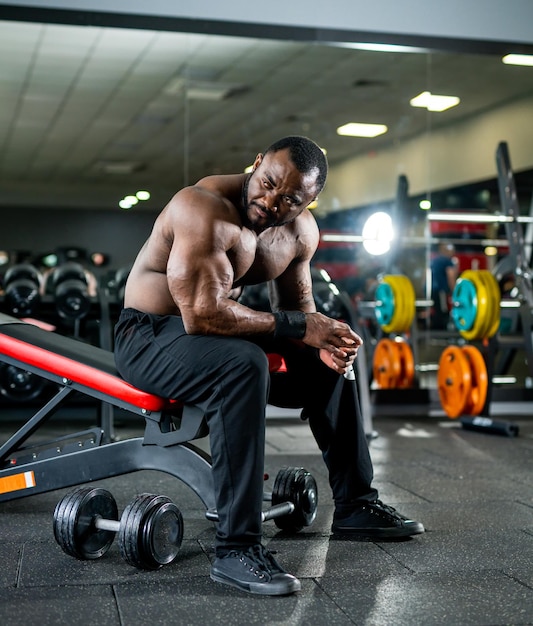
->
[242,148,319,232]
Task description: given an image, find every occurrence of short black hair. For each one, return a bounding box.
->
[264,136,328,193]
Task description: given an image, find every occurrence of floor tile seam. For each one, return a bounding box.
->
[517,499,533,511]
[384,566,533,578]
[111,583,125,626]
[373,543,417,573]
[309,576,358,624]
[384,480,433,503]
[14,542,24,588]
[502,570,533,592]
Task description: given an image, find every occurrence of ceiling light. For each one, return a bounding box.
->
[136,190,151,201]
[337,122,388,138]
[119,199,133,209]
[164,77,247,101]
[410,91,460,112]
[96,161,144,175]
[419,200,432,210]
[124,195,138,206]
[502,54,533,66]
[327,42,427,54]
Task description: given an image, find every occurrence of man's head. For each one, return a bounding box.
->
[439,242,455,257]
[263,136,328,194]
[243,136,328,232]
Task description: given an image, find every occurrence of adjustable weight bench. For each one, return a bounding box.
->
[0,313,316,540]
[0,311,220,511]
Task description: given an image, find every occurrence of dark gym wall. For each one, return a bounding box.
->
[0,208,158,270]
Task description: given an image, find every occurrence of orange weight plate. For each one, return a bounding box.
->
[373,338,401,389]
[396,341,415,388]
[461,345,488,415]
[437,345,472,418]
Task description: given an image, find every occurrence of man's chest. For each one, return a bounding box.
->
[230,229,296,287]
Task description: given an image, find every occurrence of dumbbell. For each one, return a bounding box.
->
[3,263,43,316]
[53,486,184,570]
[50,262,92,320]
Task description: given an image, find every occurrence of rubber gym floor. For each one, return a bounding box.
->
[1,400,532,626]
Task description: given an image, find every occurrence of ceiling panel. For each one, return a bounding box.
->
[0,19,532,211]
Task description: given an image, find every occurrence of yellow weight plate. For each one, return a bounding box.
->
[461,345,488,415]
[476,270,501,338]
[460,270,489,340]
[437,345,473,418]
[396,275,416,331]
[381,275,415,334]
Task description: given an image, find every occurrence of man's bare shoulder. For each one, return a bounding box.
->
[291,208,320,249]
[166,174,244,219]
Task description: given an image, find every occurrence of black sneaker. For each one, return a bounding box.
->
[332,500,425,538]
[210,544,301,596]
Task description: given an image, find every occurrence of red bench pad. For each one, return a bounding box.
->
[0,320,166,412]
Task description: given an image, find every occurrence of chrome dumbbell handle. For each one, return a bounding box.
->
[94,517,121,533]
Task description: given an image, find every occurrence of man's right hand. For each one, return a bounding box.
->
[303,312,362,374]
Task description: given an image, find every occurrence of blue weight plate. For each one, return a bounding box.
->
[375,282,395,326]
[451,278,477,331]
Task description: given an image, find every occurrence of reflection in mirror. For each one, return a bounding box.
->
[0,20,532,305]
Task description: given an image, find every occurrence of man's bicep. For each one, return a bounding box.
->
[169,244,233,305]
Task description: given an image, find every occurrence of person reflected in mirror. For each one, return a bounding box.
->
[430,242,459,330]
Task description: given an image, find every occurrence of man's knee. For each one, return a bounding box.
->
[221,341,269,390]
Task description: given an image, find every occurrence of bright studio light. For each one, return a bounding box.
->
[362,211,393,255]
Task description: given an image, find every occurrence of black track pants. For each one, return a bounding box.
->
[114,309,377,552]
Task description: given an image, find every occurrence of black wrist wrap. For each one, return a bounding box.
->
[273,311,307,339]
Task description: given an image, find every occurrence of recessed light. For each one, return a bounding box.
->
[410,91,460,112]
[136,190,151,201]
[502,54,533,66]
[337,122,388,138]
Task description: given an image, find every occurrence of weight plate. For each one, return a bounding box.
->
[393,275,416,332]
[396,340,415,388]
[118,493,181,570]
[53,487,118,560]
[375,282,395,328]
[462,346,488,415]
[140,501,184,568]
[373,338,401,388]
[458,270,493,341]
[437,345,473,419]
[118,493,159,569]
[451,278,477,332]
[0,364,47,402]
[272,467,318,532]
[476,270,501,339]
